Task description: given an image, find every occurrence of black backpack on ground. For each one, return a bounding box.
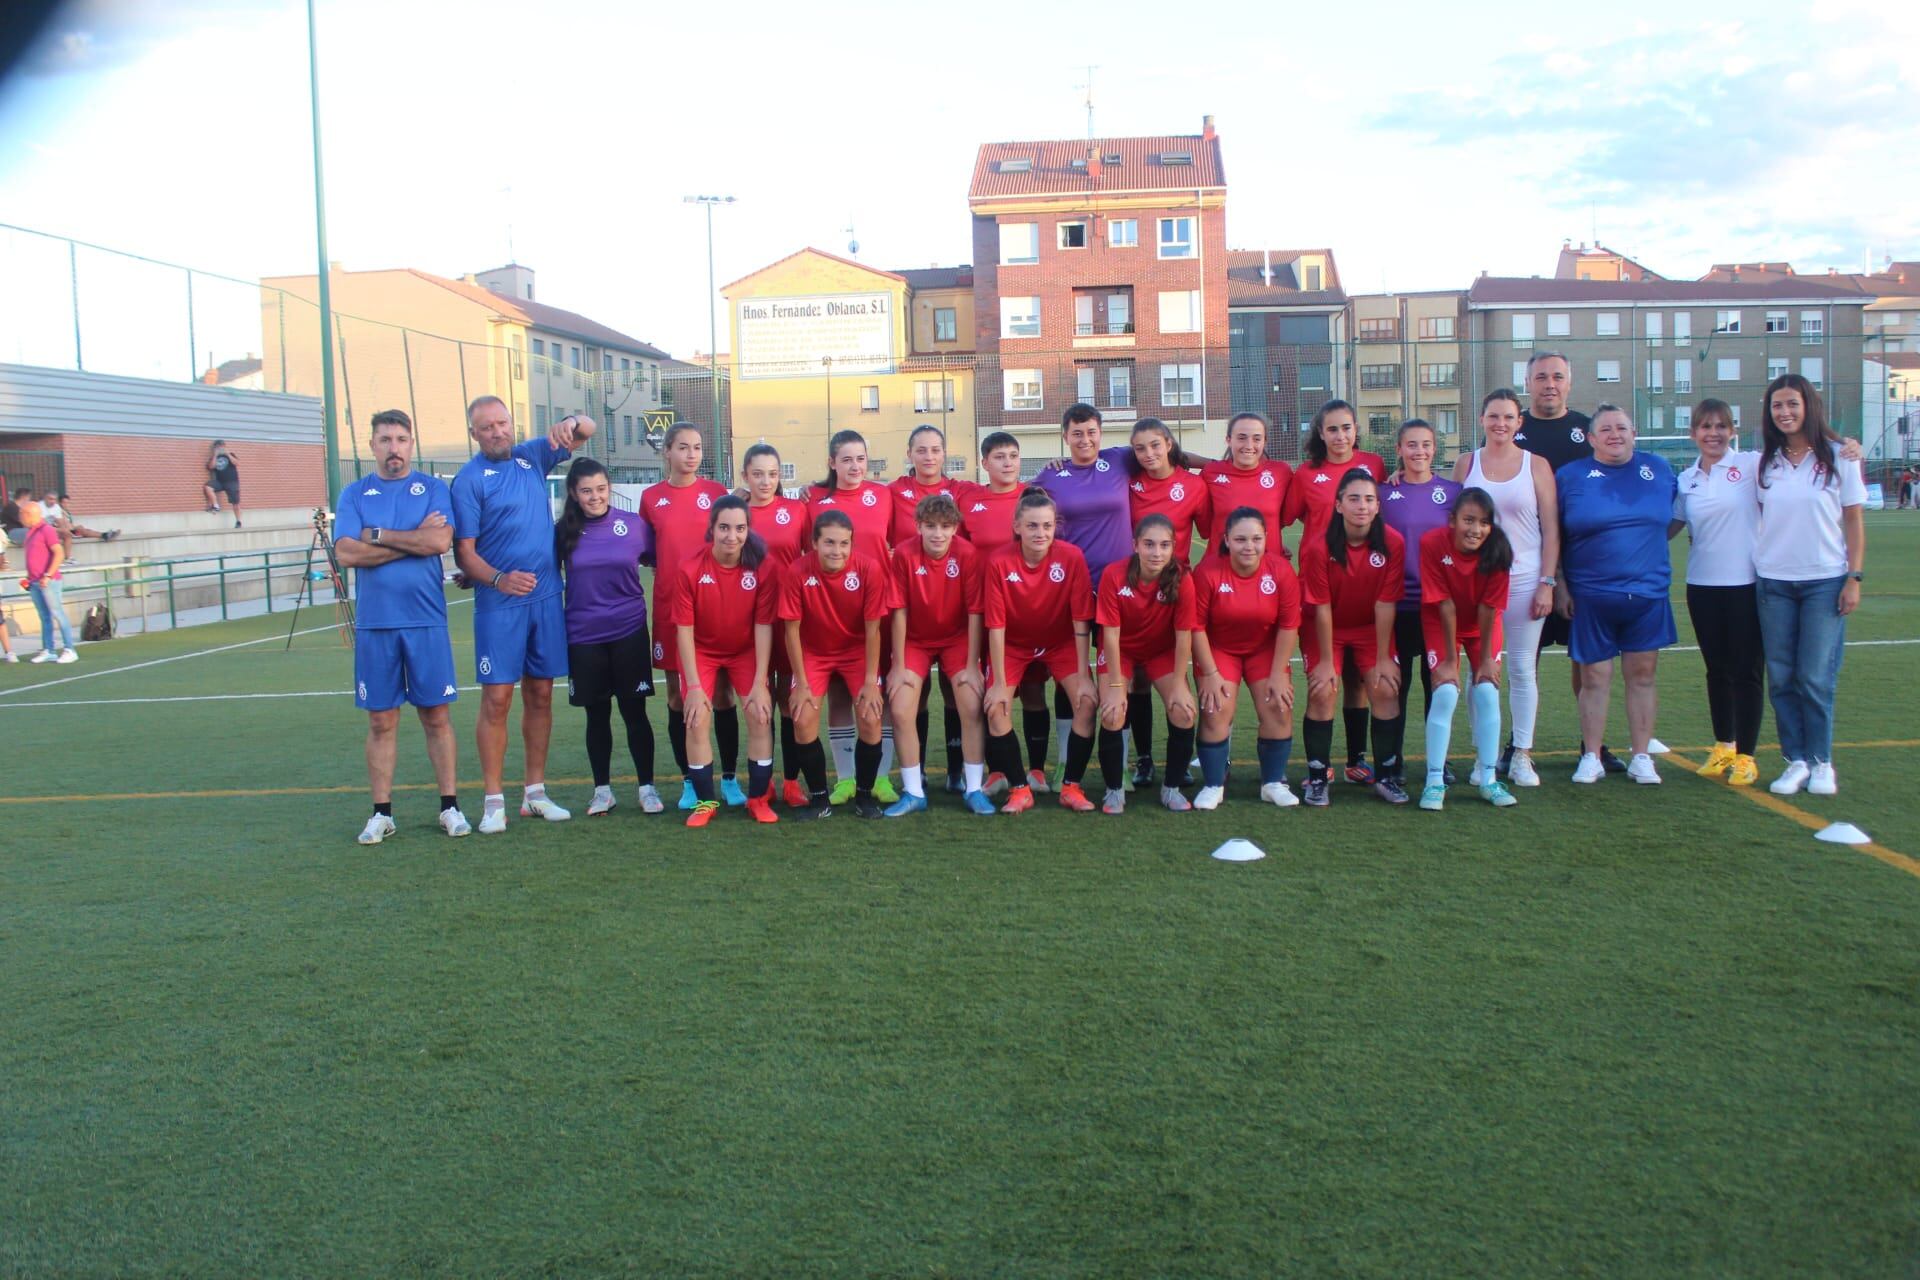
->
[82,602,114,642]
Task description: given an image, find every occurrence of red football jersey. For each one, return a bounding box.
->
[957,483,1023,557]
[983,542,1092,655]
[747,496,811,573]
[1190,553,1302,656]
[1301,525,1406,631]
[640,477,731,620]
[891,537,983,646]
[889,475,964,547]
[1128,469,1210,560]
[1096,560,1198,663]
[1418,526,1509,638]
[1281,451,1388,541]
[779,550,890,655]
[807,482,893,562]
[672,549,778,654]
[1200,458,1294,550]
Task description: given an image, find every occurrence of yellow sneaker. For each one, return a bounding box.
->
[1727,754,1758,786]
[1698,743,1736,778]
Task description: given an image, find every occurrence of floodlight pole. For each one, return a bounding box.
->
[684,195,736,452]
[307,0,341,506]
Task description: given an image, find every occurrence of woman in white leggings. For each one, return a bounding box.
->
[1452,388,1560,786]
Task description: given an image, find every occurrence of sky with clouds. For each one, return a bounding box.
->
[0,0,1913,372]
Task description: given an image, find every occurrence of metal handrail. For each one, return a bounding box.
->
[6,541,344,638]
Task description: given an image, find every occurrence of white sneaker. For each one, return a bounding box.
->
[637,784,666,814]
[587,785,616,816]
[478,805,508,834]
[1468,763,1486,787]
[1770,760,1811,795]
[1627,753,1661,785]
[1260,780,1300,808]
[1508,751,1541,788]
[1572,753,1606,784]
[357,813,397,845]
[1160,785,1191,812]
[1647,737,1669,754]
[439,807,472,838]
[1193,784,1225,811]
[3,651,16,663]
[521,793,571,821]
[1102,788,1126,815]
[30,650,55,663]
[56,649,78,664]
[1808,762,1838,796]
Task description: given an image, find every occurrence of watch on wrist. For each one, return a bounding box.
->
[1847,571,1863,582]
[367,527,383,544]
[1538,576,1556,588]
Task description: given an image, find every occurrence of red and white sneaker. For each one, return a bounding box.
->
[686,799,721,828]
[1056,782,1095,812]
[744,794,780,824]
[1001,785,1035,814]
[1025,768,1052,794]
[782,779,808,808]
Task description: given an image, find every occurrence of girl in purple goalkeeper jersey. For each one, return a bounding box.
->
[556,457,663,816]
[1379,418,1461,787]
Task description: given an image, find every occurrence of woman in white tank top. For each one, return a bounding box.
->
[1450,389,1561,784]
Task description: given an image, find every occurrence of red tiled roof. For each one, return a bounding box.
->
[720,247,905,295]
[1868,352,1920,369]
[1225,249,1345,306]
[1468,276,1870,305]
[1700,263,1917,294]
[969,134,1225,200]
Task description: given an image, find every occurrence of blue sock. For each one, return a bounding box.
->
[1256,736,1290,785]
[1198,738,1230,788]
[1470,682,1503,776]
[1425,682,1460,786]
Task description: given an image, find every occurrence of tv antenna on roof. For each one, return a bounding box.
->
[1074,64,1100,140]
[845,218,859,258]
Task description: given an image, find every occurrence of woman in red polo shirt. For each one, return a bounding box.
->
[1121,417,1208,789]
[1201,411,1294,554]
[741,442,811,806]
[1417,488,1517,811]
[886,493,987,816]
[1097,514,1199,812]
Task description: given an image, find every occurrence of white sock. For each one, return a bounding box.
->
[829,725,856,780]
[902,764,924,797]
[484,792,505,812]
[964,761,985,792]
[879,724,895,776]
[1056,718,1071,766]
[524,783,546,803]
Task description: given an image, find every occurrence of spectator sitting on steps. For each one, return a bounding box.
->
[204,439,242,528]
[41,493,119,551]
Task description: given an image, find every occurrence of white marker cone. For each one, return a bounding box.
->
[1211,838,1266,862]
[1816,822,1871,845]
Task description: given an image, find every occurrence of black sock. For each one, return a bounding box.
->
[1097,726,1125,790]
[915,702,931,767]
[439,794,458,812]
[797,739,828,795]
[1373,714,1406,781]
[374,801,392,817]
[689,763,715,803]
[585,700,614,786]
[1164,720,1195,787]
[988,729,1025,782]
[748,758,773,799]
[1023,706,1051,775]
[667,707,689,775]
[616,693,654,785]
[1305,717,1335,782]
[780,712,800,780]
[1343,705,1369,765]
[715,706,739,778]
[1064,729,1095,785]
[1129,694,1154,768]
[855,738,882,793]
[1054,685,1072,720]
[943,697,963,775]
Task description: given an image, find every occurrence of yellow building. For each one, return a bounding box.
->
[721,249,976,482]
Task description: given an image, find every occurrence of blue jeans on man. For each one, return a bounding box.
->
[1756,575,1848,765]
[29,577,76,652]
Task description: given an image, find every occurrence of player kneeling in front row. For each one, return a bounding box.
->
[1417,489,1518,810]
[886,494,990,816]
[1097,514,1201,813]
[780,510,892,819]
[675,497,779,827]
[333,409,469,843]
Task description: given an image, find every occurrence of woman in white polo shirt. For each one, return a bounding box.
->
[1752,375,1867,796]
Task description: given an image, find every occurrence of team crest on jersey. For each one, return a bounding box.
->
[357,681,368,700]
[1387,489,1403,501]
[1432,486,1448,504]
[1427,649,1440,668]
[741,572,757,590]
[1639,464,1655,481]
[1368,551,1387,569]
[1048,562,1065,583]
[409,481,426,496]
[1313,472,1330,484]
[861,489,878,506]
[697,493,712,510]
[1259,471,1276,489]
[1570,429,1586,443]
[844,572,861,590]
[945,558,960,579]
[775,507,792,525]
[612,519,628,537]
[1171,482,1186,501]
[516,458,532,469]
[1726,467,1742,482]
[1259,574,1277,595]
[478,656,492,677]
[1095,459,1111,472]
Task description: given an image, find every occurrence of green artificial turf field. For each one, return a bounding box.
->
[3,513,1917,1275]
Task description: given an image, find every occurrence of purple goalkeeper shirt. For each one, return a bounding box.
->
[562,508,655,645]
[1379,475,1461,609]
[1037,444,1134,586]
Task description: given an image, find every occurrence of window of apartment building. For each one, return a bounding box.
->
[1433,408,1458,438]
[1511,314,1536,347]
[860,385,880,412]
[515,401,527,429]
[780,462,797,481]
[1077,368,1097,404]
[1674,313,1692,345]
[620,357,631,380]
[1547,313,1571,338]
[569,346,582,368]
[1595,359,1621,383]
[1057,222,1088,249]
[1418,315,1455,340]
[1674,404,1692,431]
[1767,357,1788,381]
[1646,313,1663,346]
[509,334,524,380]
[1715,310,1741,335]
[535,405,550,432]
[869,457,888,478]
[1109,365,1133,407]
[1368,412,1396,437]
[1005,369,1043,410]
[914,380,956,413]
[1109,218,1138,248]
[945,457,968,476]
[1358,317,1398,342]
[532,338,545,359]
[1160,363,1200,405]
[1278,315,1330,344]
[1000,296,1041,338]
[999,222,1039,265]
[1675,359,1692,393]
[934,308,957,342]
[1731,404,1742,429]
[1766,310,1789,334]
[1647,359,1663,391]
[1300,362,1330,391]
[1158,289,1202,333]
[1717,358,1740,382]
[602,354,613,372]
[1801,357,1824,387]
[623,415,633,445]
[1361,364,1400,390]
[1511,360,1529,387]
[1596,312,1620,337]
[1075,288,1131,335]
[1158,216,1195,259]
[1801,311,1824,344]
[1419,362,1458,388]
[1646,406,1663,431]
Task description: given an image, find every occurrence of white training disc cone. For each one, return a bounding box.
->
[1211,838,1266,863]
[1816,822,1871,845]
[1648,737,1670,754]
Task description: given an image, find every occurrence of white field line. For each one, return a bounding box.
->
[0,687,484,709]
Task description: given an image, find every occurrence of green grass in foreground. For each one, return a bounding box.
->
[1,514,1917,1275]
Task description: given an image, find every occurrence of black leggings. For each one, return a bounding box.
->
[1686,583,1764,755]
[1393,609,1434,719]
[584,693,654,786]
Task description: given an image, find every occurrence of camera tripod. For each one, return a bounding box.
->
[285,506,355,649]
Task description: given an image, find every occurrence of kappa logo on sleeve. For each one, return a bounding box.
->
[1212,473,1229,484]
[483,468,498,477]
[1387,489,1404,501]
[362,487,381,497]
[1117,585,1135,598]
[1313,472,1330,484]
[970,502,987,513]
[1586,469,1605,478]
[443,685,457,697]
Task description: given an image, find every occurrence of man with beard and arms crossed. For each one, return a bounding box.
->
[451,396,596,833]
[333,409,469,844]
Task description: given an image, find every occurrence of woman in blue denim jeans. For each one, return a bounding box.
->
[1752,375,1867,797]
